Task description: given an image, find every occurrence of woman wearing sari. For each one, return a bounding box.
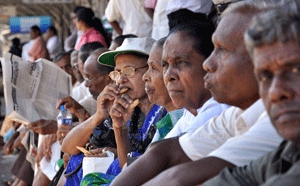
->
[143,38,184,142]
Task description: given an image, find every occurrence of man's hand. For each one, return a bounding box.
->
[56,96,90,122]
[36,138,45,169]
[3,131,20,155]
[43,134,57,162]
[110,93,134,128]
[96,84,120,119]
[27,119,57,135]
[57,123,74,145]
[3,139,14,155]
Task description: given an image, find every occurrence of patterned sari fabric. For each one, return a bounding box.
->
[80,105,167,186]
[65,154,84,186]
[80,173,115,186]
[156,109,184,140]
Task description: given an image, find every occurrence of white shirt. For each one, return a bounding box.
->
[105,0,152,38]
[152,0,170,40]
[74,31,84,50]
[165,98,230,139]
[166,0,213,15]
[22,40,34,62]
[47,35,61,60]
[179,99,265,161]
[79,96,97,116]
[208,111,283,166]
[72,81,92,103]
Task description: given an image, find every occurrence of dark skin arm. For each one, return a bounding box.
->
[143,157,236,186]
[111,137,191,186]
[61,115,103,155]
[109,21,123,36]
[61,84,120,155]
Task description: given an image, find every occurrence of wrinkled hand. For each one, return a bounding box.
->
[44,134,57,162]
[3,131,20,155]
[57,123,73,145]
[85,147,118,158]
[110,93,134,128]
[56,96,90,122]
[63,153,71,169]
[27,119,57,135]
[3,139,14,155]
[96,84,120,119]
[36,138,45,168]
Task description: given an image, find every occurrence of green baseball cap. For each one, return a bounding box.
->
[98,37,156,67]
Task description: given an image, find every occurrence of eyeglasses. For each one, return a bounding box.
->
[83,76,98,84]
[109,65,148,81]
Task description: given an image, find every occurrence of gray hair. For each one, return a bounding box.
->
[221,0,284,19]
[244,4,300,58]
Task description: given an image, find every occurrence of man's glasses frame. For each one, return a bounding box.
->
[109,65,148,81]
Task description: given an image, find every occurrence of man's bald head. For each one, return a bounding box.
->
[84,48,114,100]
[84,48,113,75]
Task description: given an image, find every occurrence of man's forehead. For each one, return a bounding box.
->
[84,55,97,68]
[215,13,252,44]
[254,41,300,70]
[163,34,194,59]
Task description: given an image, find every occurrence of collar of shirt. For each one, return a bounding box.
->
[281,141,300,163]
[240,99,265,129]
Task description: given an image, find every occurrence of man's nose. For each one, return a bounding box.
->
[203,53,217,73]
[142,69,150,82]
[116,73,127,86]
[164,65,179,83]
[268,75,293,103]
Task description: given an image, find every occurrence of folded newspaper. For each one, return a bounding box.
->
[1,53,72,125]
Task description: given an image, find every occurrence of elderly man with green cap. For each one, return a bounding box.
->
[76,37,168,185]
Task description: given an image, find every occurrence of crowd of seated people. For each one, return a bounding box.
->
[2,0,300,186]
